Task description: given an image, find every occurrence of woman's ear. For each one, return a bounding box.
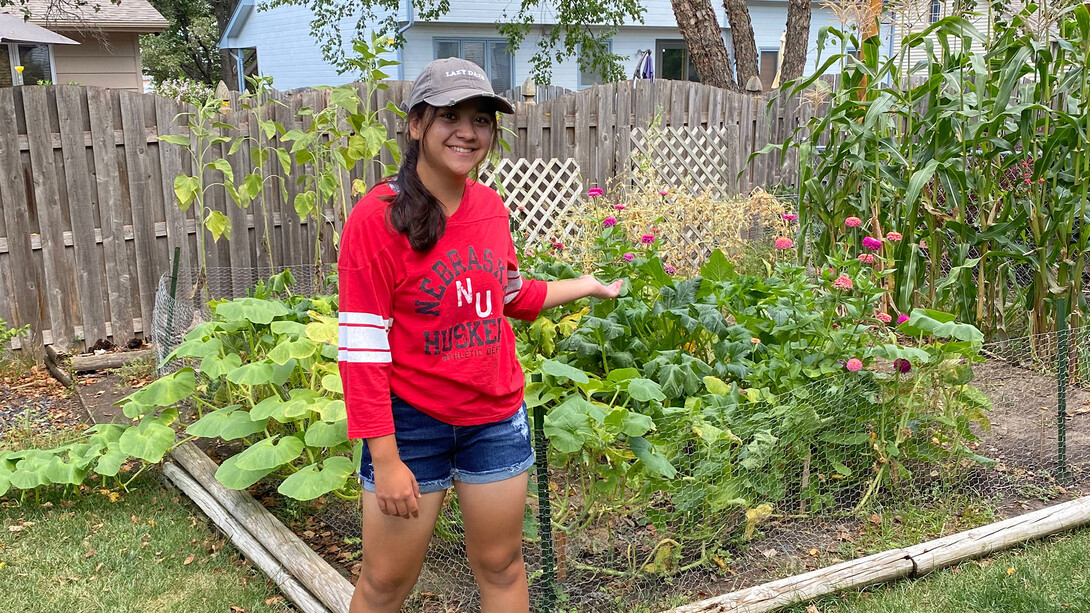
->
[408,113,422,140]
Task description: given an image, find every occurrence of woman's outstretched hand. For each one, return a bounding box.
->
[581,274,623,299]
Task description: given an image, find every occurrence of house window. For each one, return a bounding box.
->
[435,38,513,94]
[3,43,55,86]
[578,39,613,88]
[657,40,700,82]
[759,48,779,91]
[930,0,942,23]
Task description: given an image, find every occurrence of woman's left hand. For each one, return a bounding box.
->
[581,274,623,299]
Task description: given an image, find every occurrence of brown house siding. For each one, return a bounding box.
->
[51,32,143,90]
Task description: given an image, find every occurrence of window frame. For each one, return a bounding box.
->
[433,37,515,95]
[758,46,780,91]
[577,38,613,90]
[5,42,57,86]
[655,39,700,82]
[930,0,942,24]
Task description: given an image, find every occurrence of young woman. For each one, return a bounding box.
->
[338,58,622,613]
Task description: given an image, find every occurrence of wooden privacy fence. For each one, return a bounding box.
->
[0,80,810,354]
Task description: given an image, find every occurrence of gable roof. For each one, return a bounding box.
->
[22,0,168,32]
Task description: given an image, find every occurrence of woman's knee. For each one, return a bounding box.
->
[357,565,417,598]
[467,545,525,585]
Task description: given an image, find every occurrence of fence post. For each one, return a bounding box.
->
[1057,296,1070,482]
[166,247,182,342]
[530,372,556,611]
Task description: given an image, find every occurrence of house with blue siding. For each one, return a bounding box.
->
[218,0,865,93]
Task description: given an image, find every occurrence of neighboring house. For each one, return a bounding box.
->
[2,0,168,90]
[219,0,851,93]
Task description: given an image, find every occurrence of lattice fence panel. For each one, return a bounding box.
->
[478,157,584,245]
[631,126,737,199]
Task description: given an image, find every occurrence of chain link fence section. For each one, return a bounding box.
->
[151,265,333,371]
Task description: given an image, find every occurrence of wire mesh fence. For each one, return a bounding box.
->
[150,260,1090,612]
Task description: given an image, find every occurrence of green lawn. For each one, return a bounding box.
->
[0,475,286,613]
[784,528,1090,613]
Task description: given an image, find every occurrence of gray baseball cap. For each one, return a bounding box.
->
[406,57,515,114]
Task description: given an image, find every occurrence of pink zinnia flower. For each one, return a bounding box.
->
[657,189,669,196]
[876,312,892,323]
[751,337,761,344]
[845,358,863,372]
[641,234,656,245]
[613,204,626,211]
[551,240,564,251]
[783,213,798,222]
[588,187,604,197]
[665,265,677,275]
[893,358,912,374]
[602,216,617,228]
[857,253,875,264]
[862,236,882,251]
[623,252,635,262]
[774,237,794,249]
[1038,178,1045,183]
[897,313,910,325]
[833,275,853,290]
[845,217,862,228]
[885,232,902,242]
[1025,178,1032,184]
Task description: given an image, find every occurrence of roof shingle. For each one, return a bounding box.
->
[20,0,169,32]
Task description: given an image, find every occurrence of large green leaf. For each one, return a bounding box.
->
[234,435,304,471]
[121,369,195,418]
[901,308,984,342]
[277,457,355,501]
[268,339,318,364]
[226,361,277,386]
[304,420,349,447]
[629,436,677,479]
[540,359,590,383]
[215,453,278,490]
[543,398,595,454]
[200,353,242,380]
[215,297,291,325]
[700,249,735,283]
[186,405,269,440]
[250,394,288,422]
[9,450,54,489]
[118,411,178,463]
[604,408,654,437]
[627,378,666,403]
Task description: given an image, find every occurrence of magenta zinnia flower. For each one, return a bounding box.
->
[897,313,910,325]
[893,358,912,374]
[640,234,656,245]
[774,237,794,249]
[858,253,875,264]
[602,216,617,228]
[665,265,677,275]
[885,231,903,242]
[623,252,635,262]
[783,213,798,222]
[845,358,863,372]
[845,217,862,228]
[657,189,669,196]
[588,187,604,197]
[833,275,853,290]
[613,204,626,211]
[862,236,882,251]
[876,312,892,323]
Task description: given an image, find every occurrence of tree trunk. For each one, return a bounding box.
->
[723,0,760,90]
[670,0,737,90]
[213,0,239,90]
[779,0,812,85]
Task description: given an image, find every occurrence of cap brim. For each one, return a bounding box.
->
[423,89,515,114]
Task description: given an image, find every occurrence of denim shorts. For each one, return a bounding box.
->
[358,396,535,494]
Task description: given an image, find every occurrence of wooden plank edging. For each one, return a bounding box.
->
[162,462,331,613]
[170,442,355,613]
[664,495,1090,613]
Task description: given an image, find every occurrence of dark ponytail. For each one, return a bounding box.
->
[384,102,500,252]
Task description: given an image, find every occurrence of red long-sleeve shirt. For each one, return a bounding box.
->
[337,179,547,439]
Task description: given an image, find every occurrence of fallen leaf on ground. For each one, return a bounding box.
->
[84,549,96,558]
[183,554,195,565]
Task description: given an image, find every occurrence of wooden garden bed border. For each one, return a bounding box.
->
[664,494,1090,613]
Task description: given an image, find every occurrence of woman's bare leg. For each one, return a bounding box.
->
[454,472,530,613]
[351,489,447,613]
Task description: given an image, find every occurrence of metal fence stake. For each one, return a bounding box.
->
[530,372,557,612]
[1058,296,1070,482]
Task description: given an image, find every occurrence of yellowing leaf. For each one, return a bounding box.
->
[744,504,774,540]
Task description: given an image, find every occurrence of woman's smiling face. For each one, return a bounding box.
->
[409,99,496,179]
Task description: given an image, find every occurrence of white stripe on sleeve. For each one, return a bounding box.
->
[339,325,390,351]
[339,311,393,329]
[338,349,392,364]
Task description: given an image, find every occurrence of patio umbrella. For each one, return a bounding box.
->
[0,12,79,45]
